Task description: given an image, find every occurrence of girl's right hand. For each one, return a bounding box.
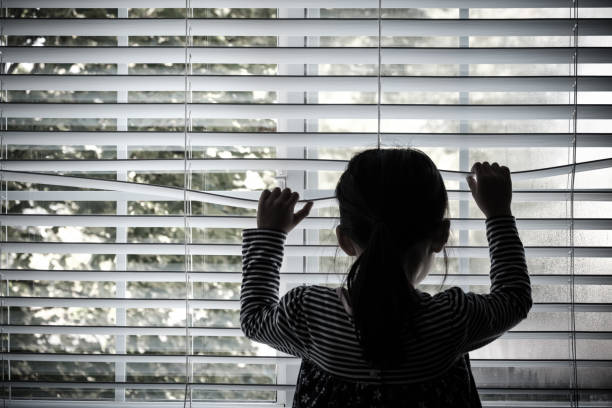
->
[466,161,513,218]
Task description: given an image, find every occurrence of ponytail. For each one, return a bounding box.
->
[347,220,422,369]
[336,147,448,370]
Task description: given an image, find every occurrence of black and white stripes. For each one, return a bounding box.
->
[240,215,532,384]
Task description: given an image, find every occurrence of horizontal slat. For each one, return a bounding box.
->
[8,353,300,364]
[4,214,611,230]
[2,402,288,408]
[6,0,612,8]
[471,359,612,368]
[4,131,612,148]
[6,353,611,368]
[477,389,612,396]
[2,158,348,172]
[5,172,612,210]
[2,47,611,64]
[4,325,609,339]
[481,404,612,408]
[4,159,612,182]
[4,103,612,119]
[5,18,612,37]
[4,325,244,336]
[3,400,610,408]
[4,158,611,179]
[2,170,266,209]
[2,241,611,257]
[4,189,612,203]
[4,75,612,93]
[5,380,294,391]
[4,296,234,309]
[2,191,199,202]
[4,296,611,311]
[0,402,297,408]
[533,303,612,312]
[4,380,612,394]
[2,269,612,286]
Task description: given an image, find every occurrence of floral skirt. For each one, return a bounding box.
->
[292,355,481,408]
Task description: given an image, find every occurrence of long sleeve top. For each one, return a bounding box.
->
[240,215,532,407]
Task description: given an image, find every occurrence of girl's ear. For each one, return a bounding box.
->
[336,225,358,256]
[431,219,450,253]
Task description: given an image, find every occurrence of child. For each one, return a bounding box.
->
[241,148,532,407]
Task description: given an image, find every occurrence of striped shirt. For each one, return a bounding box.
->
[240,215,532,388]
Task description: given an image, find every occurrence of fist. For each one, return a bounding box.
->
[257,187,314,234]
[466,162,512,218]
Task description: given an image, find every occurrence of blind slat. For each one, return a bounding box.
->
[6,18,612,37]
[2,270,612,285]
[4,296,612,312]
[0,402,288,408]
[3,401,609,408]
[5,381,294,391]
[4,381,611,393]
[3,325,610,340]
[5,189,612,203]
[7,353,611,368]
[4,214,611,230]
[5,75,612,92]
[4,157,611,178]
[3,242,612,257]
[4,103,612,119]
[3,47,611,64]
[5,131,612,148]
[6,0,612,8]
[0,402,305,408]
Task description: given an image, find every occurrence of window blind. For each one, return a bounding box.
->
[1,1,611,407]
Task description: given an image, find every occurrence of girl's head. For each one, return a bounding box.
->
[334,147,450,369]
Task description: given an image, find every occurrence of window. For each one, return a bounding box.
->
[1,1,611,407]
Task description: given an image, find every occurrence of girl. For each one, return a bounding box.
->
[241,148,532,407]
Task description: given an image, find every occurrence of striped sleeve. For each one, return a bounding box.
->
[240,228,310,358]
[437,215,533,354]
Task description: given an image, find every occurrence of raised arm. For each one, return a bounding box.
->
[240,228,309,356]
[239,187,314,356]
[439,162,532,353]
[453,214,531,353]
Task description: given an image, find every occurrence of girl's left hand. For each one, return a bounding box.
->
[257,187,314,234]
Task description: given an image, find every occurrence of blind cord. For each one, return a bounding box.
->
[376,0,382,150]
[568,0,579,406]
[183,1,193,407]
[1,2,8,405]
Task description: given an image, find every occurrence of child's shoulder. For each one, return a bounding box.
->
[288,284,335,291]
[416,286,471,308]
[295,284,338,297]
[287,284,343,304]
[415,288,433,301]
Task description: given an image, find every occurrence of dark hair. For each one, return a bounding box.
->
[335,147,449,369]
